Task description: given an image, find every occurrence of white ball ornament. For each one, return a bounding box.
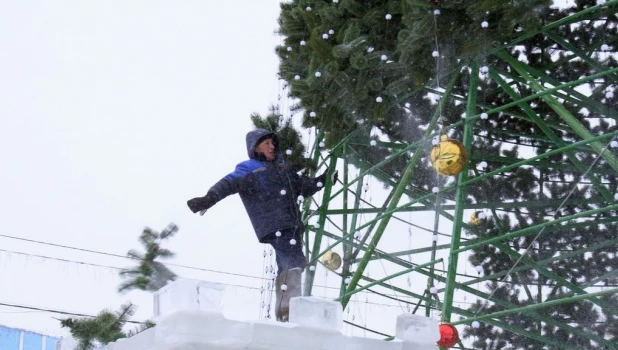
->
[287,46,292,52]
[432,187,439,193]
[606,91,614,99]
[315,71,322,77]
[310,111,317,117]
[478,212,486,219]
[405,102,411,108]
[280,189,287,195]
[322,33,329,39]
[294,75,301,80]
[475,265,483,274]
[432,235,438,242]
[601,44,609,51]
[472,321,480,329]
[281,284,288,291]
[376,96,383,103]
[309,265,316,271]
[434,9,441,15]
[345,277,351,284]
[381,54,388,61]
[479,161,488,169]
[354,232,361,240]
[615,193,618,201]
[432,50,439,58]
[319,141,325,147]
[370,140,377,146]
[333,0,339,3]
[286,149,293,155]
[481,21,489,28]
[364,184,369,191]
[481,112,488,120]
[328,29,334,35]
[385,13,392,20]
[300,40,306,46]
[432,137,440,145]
[276,230,282,237]
[290,239,297,245]
[317,181,323,188]
[481,66,489,74]
[610,140,618,148]
[306,6,312,11]
[314,223,320,228]
[430,287,437,294]
[297,195,304,201]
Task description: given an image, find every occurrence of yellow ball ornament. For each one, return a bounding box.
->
[321,251,342,271]
[470,211,486,226]
[430,135,468,176]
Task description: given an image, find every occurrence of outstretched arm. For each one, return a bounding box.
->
[186,162,253,213]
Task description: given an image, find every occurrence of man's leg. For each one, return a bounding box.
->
[272,227,306,322]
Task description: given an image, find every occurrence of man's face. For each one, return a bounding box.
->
[255,137,276,160]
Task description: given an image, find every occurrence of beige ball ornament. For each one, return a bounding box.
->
[321,251,342,271]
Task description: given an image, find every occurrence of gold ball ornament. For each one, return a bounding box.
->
[430,135,468,176]
[470,211,485,226]
[322,251,342,271]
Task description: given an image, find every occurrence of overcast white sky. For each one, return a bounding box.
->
[0,0,418,341]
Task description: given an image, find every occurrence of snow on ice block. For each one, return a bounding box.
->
[153,278,224,319]
[289,297,343,332]
[155,310,252,349]
[251,318,344,350]
[395,314,439,347]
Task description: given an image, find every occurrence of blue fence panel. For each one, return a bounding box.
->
[0,326,21,350]
[23,331,43,350]
[46,336,60,350]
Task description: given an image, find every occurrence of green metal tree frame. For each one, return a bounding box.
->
[297,1,618,348]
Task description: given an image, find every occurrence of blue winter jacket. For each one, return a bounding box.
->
[206,129,323,242]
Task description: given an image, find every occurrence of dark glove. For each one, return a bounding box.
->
[316,168,339,186]
[187,194,217,213]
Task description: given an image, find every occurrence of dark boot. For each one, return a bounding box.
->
[275,267,302,322]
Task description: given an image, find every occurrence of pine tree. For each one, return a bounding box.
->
[58,224,177,347]
[275,0,618,348]
[118,223,178,293]
[59,304,154,350]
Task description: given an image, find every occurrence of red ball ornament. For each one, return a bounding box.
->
[437,323,459,348]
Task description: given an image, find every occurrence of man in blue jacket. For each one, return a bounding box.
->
[187,128,337,322]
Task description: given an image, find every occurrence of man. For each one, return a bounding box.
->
[187,128,337,321]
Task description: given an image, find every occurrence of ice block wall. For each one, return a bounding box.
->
[57,279,441,350]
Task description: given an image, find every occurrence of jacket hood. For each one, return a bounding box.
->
[246,128,279,160]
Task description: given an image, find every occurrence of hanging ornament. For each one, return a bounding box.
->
[315,71,322,77]
[306,6,312,11]
[280,189,287,195]
[430,286,437,294]
[322,251,342,271]
[376,96,383,103]
[275,230,282,237]
[319,141,325,147]
[290,238,297,245]
[380,54,388,61]
[309,265,316,271]
[434,9,441,15]
[610,141,618,148]
[370,140,377,146]
[281,284,288,291]
[478,161,488,169]
[606,91,614,99]
[344,276,351,285]
[286,149,293,155]
[310,111,317,117]
[481,21,488,28]
[475,265,483,274]
[437,323,460,348]
[328,29,334,35]
[480,66,489,74]
[294,75,301,80]
[430,135,468,176]
[480,112,488,120]
[287,46,292,52]
[601,44,610,51]
[432,50,439,58]
[300,40,306,46]
[297,195,304,202]
[470,211,487,226]
[385,13,392,20]
[322,33,329,39]
[432,234,438,242]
